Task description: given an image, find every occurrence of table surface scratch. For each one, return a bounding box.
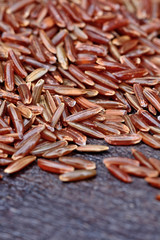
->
[0,139,160,240]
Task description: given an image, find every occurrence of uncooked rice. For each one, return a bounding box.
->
[0,0,160,200]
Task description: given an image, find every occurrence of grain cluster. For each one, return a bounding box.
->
[0,0,160,200]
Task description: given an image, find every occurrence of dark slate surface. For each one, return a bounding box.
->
[0,139,160,240]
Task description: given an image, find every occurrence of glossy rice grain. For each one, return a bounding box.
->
[133,84,148,108]
[119,165,158,178]
[69,64,94,86]
[143,87,160,112]
[139,132,160,149]
[51,103,64,127]
[64,35,77,62]
[4,156,36,174]
[48,2,65,28]
[85,29,109,45]
[76,145,109,152]
[4,60,14,92]
[130,114,150,132]
[93,121,120,135]
[7,104,24,139]
[42,144,77,159]
[103,18,128,32]
[0,127,11,135]
[65,127,87,146]
[41,129,56,142]
[113,68,148,80]
[105,122,129,134]
[74,26,88,41]
[0,135,14,144]
[75,42,107,57]
[31,79,44,104]
[103,157,140,167]
[8,50,27,78]
[107,165,132,183]
[30,36,46,63]
[26,68,48,82]
[59,169,96,182]
[12,133,40,160]
[85,71,119,90]
[138,110,160,128]
[39,30,56,54]
[66,107,102,122]
[68,122,105,139]
[38,158,74,174]
[56,44,68,70]
[31,140,68,156]
[19,56,56,71]
[0,143,15,155]
[105,134,142,146]
[131,148,153,169]
[125,93,142,111]
[7,0,35,14]
[0,158,13,166]
[52,29,68,46]
[52,86,87,96]
[0,89,20,102]
[59,156,96,170]
[15,125,45,149]
[145,177,160,189]
[18,84,32,104]
[148,158,160,173]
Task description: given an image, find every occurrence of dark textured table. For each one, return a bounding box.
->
[0,139,160,240]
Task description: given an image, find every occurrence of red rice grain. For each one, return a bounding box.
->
[107,164,132,183]
[59,156,96,170]
[156,194,160,201]
[59,169,96,182]
[103,157,140,167]
[4,155,36,174]
[38,158,74,174]
[131,148,154,169]
[119,165,159,178]
[145,177,160,189]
